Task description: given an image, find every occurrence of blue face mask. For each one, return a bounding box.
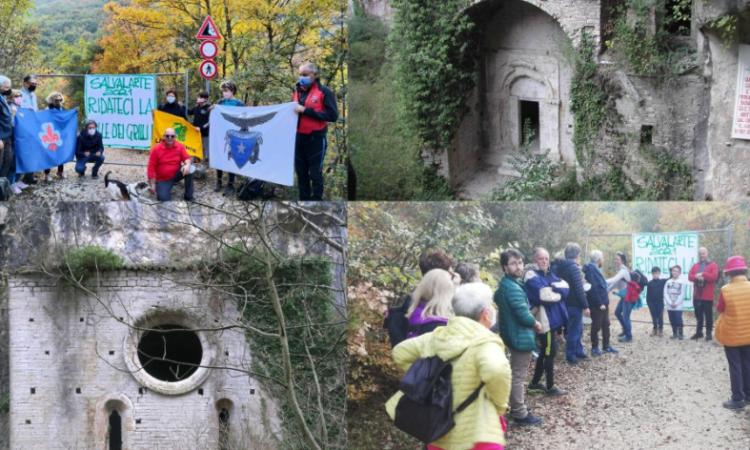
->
[298,76,313,88]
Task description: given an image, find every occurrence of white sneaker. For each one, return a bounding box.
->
[16,181,28,189]
[11,184,22,195]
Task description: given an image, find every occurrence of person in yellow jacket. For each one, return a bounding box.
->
[715,255,750,410]
[386,282,511,450]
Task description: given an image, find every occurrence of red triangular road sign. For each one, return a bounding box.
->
[196,16,222,40]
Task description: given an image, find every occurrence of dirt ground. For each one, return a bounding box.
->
[507,307,750,450]
[349,291,750,450]
[7,147,298,204]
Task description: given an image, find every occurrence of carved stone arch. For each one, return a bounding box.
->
[94,393,135,450]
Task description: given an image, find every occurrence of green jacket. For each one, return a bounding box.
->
[494,275,537,351]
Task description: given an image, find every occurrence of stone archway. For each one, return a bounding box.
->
[452,0,597,197]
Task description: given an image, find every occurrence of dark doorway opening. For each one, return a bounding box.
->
[219,407,230,450]
[519,100,540,150]
[137,324,202,382]
[108,410,122,450]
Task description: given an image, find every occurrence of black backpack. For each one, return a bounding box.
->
[383,295,412,348]
[236,178,267,201]
[631,270,648,289]
[393,352,484,443]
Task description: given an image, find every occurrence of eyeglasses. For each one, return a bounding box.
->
[164,135,176,138]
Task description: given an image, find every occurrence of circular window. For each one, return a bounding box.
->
[124,310,215,395]
[137,324,203,382]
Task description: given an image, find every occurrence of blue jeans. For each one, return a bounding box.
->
[615,299,634,338]
[75,154,105,176]
[647,300,664,329]
[155,168,194,201]
[566,306,585,360]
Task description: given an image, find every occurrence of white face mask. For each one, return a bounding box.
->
[87,128,96,136]
[166,95,176,104]
[222,91,233,99]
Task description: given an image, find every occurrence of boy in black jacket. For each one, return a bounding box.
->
[646,266,667,336]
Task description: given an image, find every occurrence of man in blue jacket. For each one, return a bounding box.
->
[524,247,569,396]
[553,242,591,364]
[495,248,542,426]
[583,250,618,356]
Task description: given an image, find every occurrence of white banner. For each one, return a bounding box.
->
[209,103,297,186]
[84,74,157,150]
[732,44,750,139]
[632,232,699,310]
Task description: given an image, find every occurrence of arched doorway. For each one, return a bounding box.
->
[453,0,577,195]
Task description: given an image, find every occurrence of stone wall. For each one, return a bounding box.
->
[7,271,280,450]
[0,277,8,450]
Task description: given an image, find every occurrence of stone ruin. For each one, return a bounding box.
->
[0,201,346,449]
[366,0,750,200]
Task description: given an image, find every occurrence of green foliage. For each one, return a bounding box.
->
[348,7,455,200]
[571,31,607,166]
[705,14,738,46]
[62,246,125,282]
[349,203,496,292]
[491,121,564,201]
[218,249,345,449]
[637,143,694,200]
[0,0,40,79]
[608,0,695,76]
[33,0,107,69]
[390,0,478,151]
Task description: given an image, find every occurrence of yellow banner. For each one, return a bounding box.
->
[151,110,204,159]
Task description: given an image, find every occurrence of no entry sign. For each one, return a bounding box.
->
[200,40,218,59]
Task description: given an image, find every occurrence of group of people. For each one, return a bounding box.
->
[384,245,750,449]
[0,61,338,201]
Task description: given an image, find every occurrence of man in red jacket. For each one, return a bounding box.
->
[292,62,338,201]
[688,247,720,341]
[147,128,193,201]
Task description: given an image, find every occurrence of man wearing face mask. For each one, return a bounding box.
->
[20,75,38,112]
[0,75,15,197]
[75,120,105,179]
[157,88,187,120]
[147,127,194,201]
[292,62,338,201]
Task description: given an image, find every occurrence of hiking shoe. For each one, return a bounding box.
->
[658,329,663,337]
[690,333,703,340]
[91,174,99,180]
[213,184,223,193]
[705,335,712,342]
[591,347,603,357]
[223,184,235,196]
[576,352,589,359]
[603,346,618,354]
[566,357,578,365]
[618,335,633,343]
[527,383,546,394]
[513,414,542,426]
[722,400,745,410]
[546,387,566,396]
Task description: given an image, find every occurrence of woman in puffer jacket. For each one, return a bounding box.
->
[387,282,511,450]
[404,268,457,338]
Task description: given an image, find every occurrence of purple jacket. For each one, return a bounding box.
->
[406,301,448,339]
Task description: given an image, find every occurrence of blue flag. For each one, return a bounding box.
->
[14,108,79,173]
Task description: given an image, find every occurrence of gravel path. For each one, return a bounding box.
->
[8,147,297,204]
[507,307,750,450]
